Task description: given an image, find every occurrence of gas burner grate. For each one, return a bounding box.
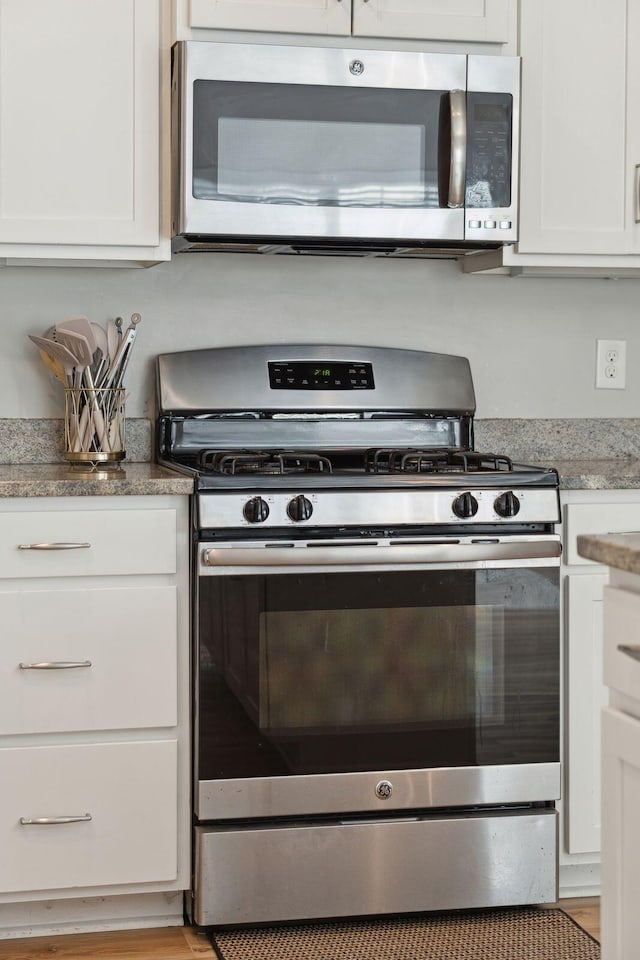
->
[450,451,514,472]
[367,449,514,474]
[199,449,333,476]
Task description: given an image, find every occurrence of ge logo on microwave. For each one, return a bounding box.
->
[375,779,393,800]
[349,59,365,76]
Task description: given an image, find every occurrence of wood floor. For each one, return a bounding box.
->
[0,899,600,959]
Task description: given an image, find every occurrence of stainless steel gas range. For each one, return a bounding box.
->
[156,344,561,928]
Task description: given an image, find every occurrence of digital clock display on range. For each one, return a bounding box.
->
[268,360,375,390]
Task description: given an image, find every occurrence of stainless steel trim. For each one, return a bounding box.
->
[617,643,640,663]
[635,164,640,223]
[197,762,561,821]
[200,535,562,572]
[19,814,92,825]
[17,542,91,551]
[19,660,92,670]
[448,89,467,208]
[193,809,558,925]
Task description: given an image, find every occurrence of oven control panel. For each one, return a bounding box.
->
[198,488,560,530]
[268,360,374,390]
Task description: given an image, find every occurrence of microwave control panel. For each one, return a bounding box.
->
[465,91,513,210]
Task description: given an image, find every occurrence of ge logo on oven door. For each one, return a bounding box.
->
[375,779,393,800]
[349,59,365,76]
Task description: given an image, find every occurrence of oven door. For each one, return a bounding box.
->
[174,42,519,246]
[196,535,560,821]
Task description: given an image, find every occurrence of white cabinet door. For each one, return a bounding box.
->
[187,0,511,41]
[601,706,640,960]
[0,508,177,579]
[517,0,630,256]
[189,0,351,34]
[0,585,177,734]
[352,0,511,42]
[565,573,608,854]
[0,0,163,255]
[625,0,640,253]
[0,740,178,894]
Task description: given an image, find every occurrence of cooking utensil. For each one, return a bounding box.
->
[106,320,120,371]
[91,322,108,379]
[29,334,83,446]
[102,313,141,400]
[55,316,97,354]
[103,324,137,390]
[37,348,65,382]
[54,328,107,451]
[124,312,142,335]
[28,334,77,385]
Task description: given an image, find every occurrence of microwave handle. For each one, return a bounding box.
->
[448,89,467,209]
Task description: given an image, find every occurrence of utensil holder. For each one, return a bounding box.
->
[64,387,126,463]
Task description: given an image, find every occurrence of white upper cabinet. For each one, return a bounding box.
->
[186,0,513,43]
[466,0,640,276]
[189,0,351,35]
[352,0,512,43]
[0,0,168,265]
[517,0,628,256]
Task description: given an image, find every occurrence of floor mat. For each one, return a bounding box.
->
[209,908,600,960]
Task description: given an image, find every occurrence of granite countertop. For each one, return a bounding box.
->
[0,462,194,498]
[550,459,640,490]
[577,532,640,574]
[0,458,639,498]
[3,417,640,497]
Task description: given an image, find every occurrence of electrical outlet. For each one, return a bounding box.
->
[596,339,627,389]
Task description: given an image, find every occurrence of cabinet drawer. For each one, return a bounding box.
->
[0,739,178,894]
[0,509,176,578]
[604,586,640,703]
[0,585,177,734]
[564,503,640,565]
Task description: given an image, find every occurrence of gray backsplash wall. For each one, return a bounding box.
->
[2,253,640,425]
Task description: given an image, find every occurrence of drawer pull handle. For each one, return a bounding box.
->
[18,542,91,550]
[19,660,92,670]
[19,814,92,826]
[617,643,640,663]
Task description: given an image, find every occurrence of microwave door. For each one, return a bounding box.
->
[176,44,469,246]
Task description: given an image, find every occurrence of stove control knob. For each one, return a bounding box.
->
[243,496,270,524]
[287,494,313,522]
[494,491,521,518]
[452,491,479,519]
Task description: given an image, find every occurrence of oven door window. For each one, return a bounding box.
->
[192,81,449,209]
[198,567,559,779]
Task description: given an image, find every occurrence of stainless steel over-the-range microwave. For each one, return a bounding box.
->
[172,41,520,258]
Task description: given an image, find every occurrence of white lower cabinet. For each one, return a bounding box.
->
[0,585,177,734]
[565,572,607,856]
[601,582,640,959]
[601,707,640,960]
[0,495,190,936]
[0,740,178,893]
[559,490,640,897]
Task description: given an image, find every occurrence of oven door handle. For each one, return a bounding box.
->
[201,536,561,570]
